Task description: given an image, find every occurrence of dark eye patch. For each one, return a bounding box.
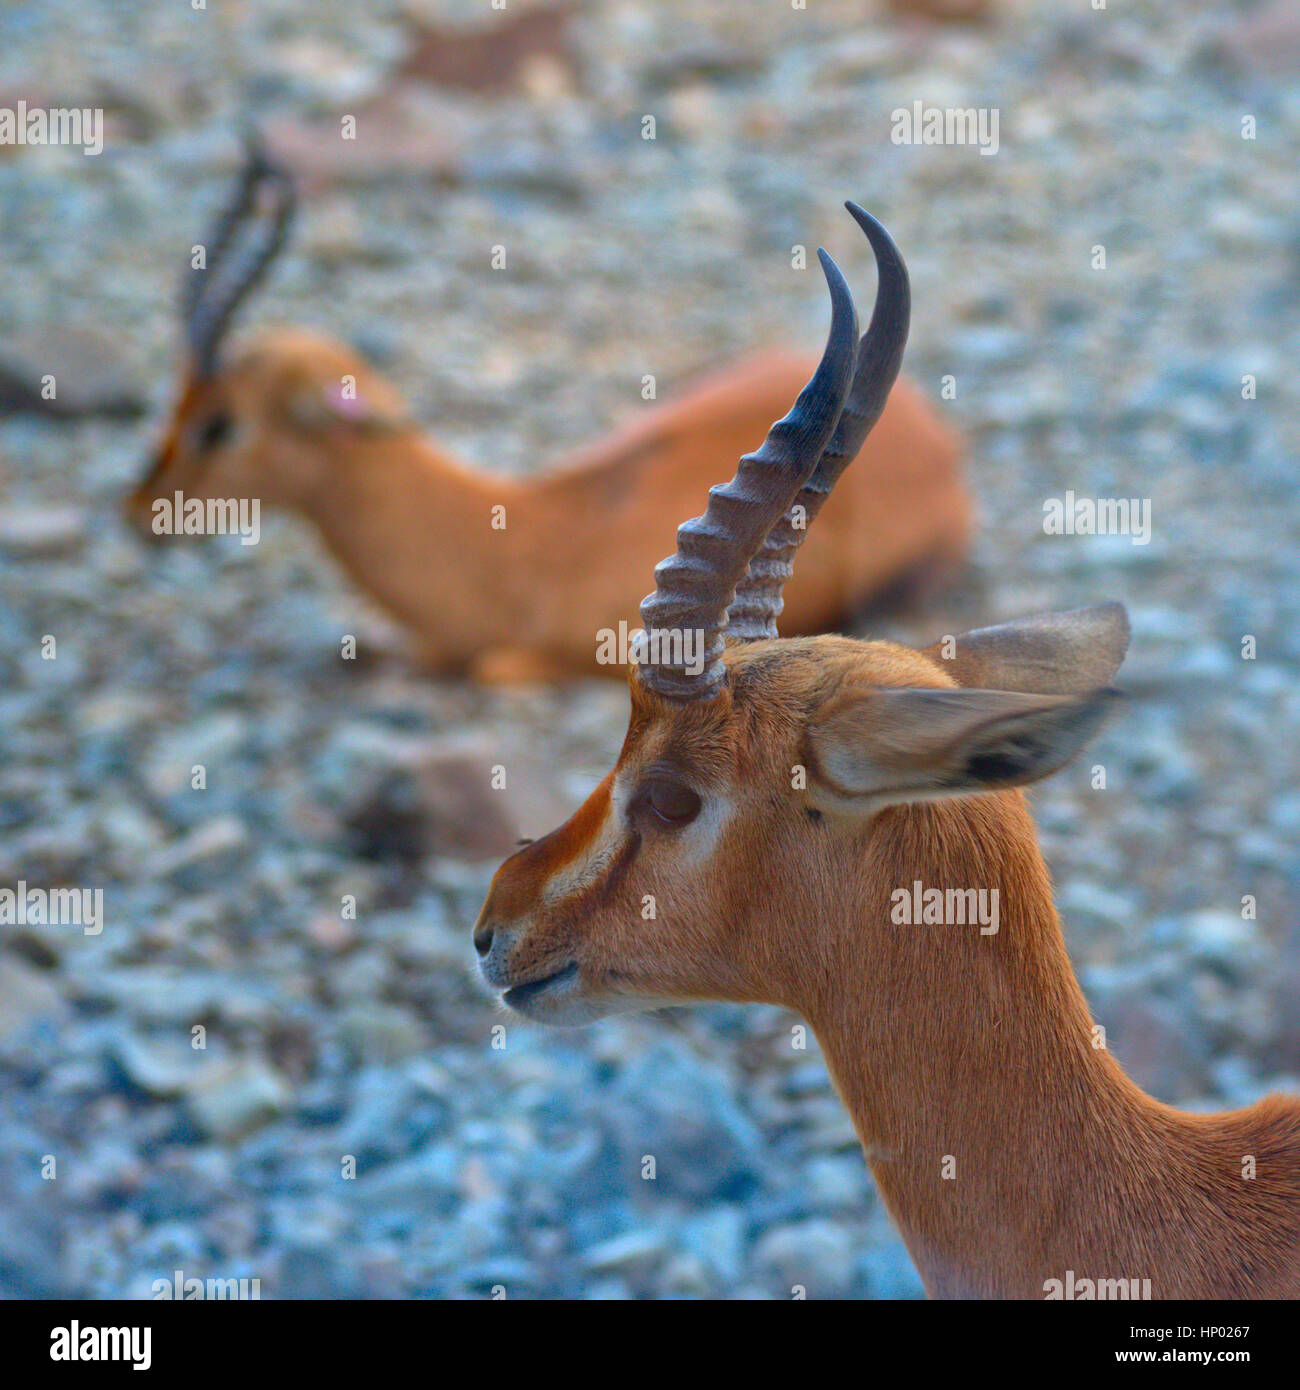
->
[196,412,234,452]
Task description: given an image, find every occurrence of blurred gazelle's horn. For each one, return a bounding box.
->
[185,132,295,378]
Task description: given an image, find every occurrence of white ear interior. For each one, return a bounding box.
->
[808,686,1121,810]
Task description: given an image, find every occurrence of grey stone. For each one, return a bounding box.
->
[753,1219,857,1299]
[337,1002,429,1068]
[110,1032,205,1097]
[0,325,145,418]
[581,1227,666,1277]
[0,507,86,557]
[185,1059,293,1141]
[0,955,66,1041]
[597,1043,766,1203]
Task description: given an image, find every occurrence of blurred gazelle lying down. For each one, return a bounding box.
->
[473,204,1300,1299]
[128,146,972,682]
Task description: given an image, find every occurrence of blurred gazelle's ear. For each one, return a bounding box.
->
[806,685,1121,813]
[287,378,409,434]
[923,603,1130,695]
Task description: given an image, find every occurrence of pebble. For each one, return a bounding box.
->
[753,1220,858,1300]
[185,1059,293,1142]
[581,1228,666,1277]
[0,325,145,418]
[110,1032,207,1098]
[142,818,251,884]
[0,507,87,557]
[1183,911,1259,973]
[0,955,66,1041]
[336,1002,429,1068]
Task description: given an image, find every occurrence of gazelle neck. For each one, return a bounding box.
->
[300,428,534,671]
[800,793,1298,1299]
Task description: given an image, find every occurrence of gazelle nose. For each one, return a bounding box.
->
[473,921,494,957]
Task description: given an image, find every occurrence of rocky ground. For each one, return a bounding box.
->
[0,0,1297,1298]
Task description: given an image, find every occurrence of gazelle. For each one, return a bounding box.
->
[474,204,1300,1298]
[128,149,971,680]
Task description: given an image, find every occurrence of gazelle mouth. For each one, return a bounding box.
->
[502,962,579,1009]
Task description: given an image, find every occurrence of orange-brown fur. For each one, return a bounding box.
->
[128,334,971,678]
[475,636,1300,1298]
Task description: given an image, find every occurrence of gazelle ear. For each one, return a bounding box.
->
[922,603,1130,695]
[287,378,409,435]
[806,685,1121,812]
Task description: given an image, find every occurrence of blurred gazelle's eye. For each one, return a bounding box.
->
[641,778,701,827]
[195,412,233,452]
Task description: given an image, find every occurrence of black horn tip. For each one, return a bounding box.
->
[844,201,905,270]
[813,248,859,383]
[842,201,891,247]
[843,202,910,308]
[843,199,882,228]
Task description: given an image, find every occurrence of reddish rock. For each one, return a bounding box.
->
[394,1,580,95]
[888,0,993,21]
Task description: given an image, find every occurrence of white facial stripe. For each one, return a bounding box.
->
[672,787,729,868]
[540,799,623,905]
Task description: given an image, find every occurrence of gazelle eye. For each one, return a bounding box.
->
[641,779,701,827]
[196,412,233,452]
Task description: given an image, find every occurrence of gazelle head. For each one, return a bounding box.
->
[128,141,408,537]
[473,204,1129,1025]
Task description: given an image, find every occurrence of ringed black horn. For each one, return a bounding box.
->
[726,203,911,641]
[637,246,860,702]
